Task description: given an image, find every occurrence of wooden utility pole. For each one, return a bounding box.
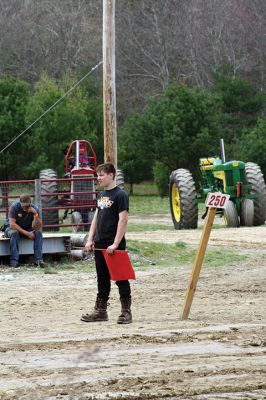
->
[103,0,117,166]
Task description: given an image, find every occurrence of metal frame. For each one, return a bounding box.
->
[0,175,98,231]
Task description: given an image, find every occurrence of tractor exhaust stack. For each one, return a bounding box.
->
[220,138,226,163]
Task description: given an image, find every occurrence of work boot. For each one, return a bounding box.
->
[34,260,47,268]
[80,296,108,322]
[9,263,19,268]
[117,297,132,324]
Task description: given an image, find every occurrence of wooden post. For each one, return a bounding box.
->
[103,0,117,167]
[181,207,216,320]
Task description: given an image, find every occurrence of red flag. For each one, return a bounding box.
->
[102,249,136,281]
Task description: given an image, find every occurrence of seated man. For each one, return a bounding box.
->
[4,193,45,268]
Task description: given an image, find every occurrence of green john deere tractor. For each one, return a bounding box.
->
[169,140,266,229]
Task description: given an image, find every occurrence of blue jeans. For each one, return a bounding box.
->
[5,228,43,265]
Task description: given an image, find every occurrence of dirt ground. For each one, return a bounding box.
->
[0,213,265,400]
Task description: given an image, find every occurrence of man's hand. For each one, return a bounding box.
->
[106,243,118,255]
[84,238,94,252]
[26,231,35,240]
[108,210,128,255]
[28,206,37,215]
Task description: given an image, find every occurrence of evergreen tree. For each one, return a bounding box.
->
[120,83,222,195]
[23,74,103,178]
[212,64,265,159]
[237,118,266,177]
[0,77,30,179]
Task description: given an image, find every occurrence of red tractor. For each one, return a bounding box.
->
[40,140,98,231]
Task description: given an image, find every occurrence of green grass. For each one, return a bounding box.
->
[3,256,95,274]
[125,181,159,196]
[127,240,248,271]
[127,224,171,232]
[129,195,169,215]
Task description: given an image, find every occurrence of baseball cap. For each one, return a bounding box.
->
[19,194,31,206]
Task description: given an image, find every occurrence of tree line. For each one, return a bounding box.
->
[119,64,266,194]
[0,65,265,194]
[0,74,104,180]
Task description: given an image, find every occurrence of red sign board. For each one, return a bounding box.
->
[102,249,136,281]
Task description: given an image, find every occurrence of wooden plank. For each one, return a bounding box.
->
[181,207,216,320]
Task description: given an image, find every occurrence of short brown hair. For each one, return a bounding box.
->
[20,194,31,205]
[96,163,116,178]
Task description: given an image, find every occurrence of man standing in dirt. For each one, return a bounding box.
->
[4,193,45,268]
[81,162,132,324]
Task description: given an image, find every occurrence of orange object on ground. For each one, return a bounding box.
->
[101,250,136,281]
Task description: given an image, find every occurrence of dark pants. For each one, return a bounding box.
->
[5,228,43,266]
[94,240,131,301]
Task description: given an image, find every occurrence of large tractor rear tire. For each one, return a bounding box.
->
[40,169,59,231]
[169,169,198,229]
[224,200,239,227]
[240,198,254,227]
[245,162,266,226]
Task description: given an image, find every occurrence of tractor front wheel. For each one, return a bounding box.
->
[240,199,254,227]
[223,200,239,227]
[169,169,198,229]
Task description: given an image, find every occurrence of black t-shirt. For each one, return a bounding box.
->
[94,186,129,244]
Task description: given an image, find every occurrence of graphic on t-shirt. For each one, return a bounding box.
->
[98,196,114,209]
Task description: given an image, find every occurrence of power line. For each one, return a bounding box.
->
[0,60,103,155]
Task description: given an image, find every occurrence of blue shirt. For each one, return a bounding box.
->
[6,202,39,231]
